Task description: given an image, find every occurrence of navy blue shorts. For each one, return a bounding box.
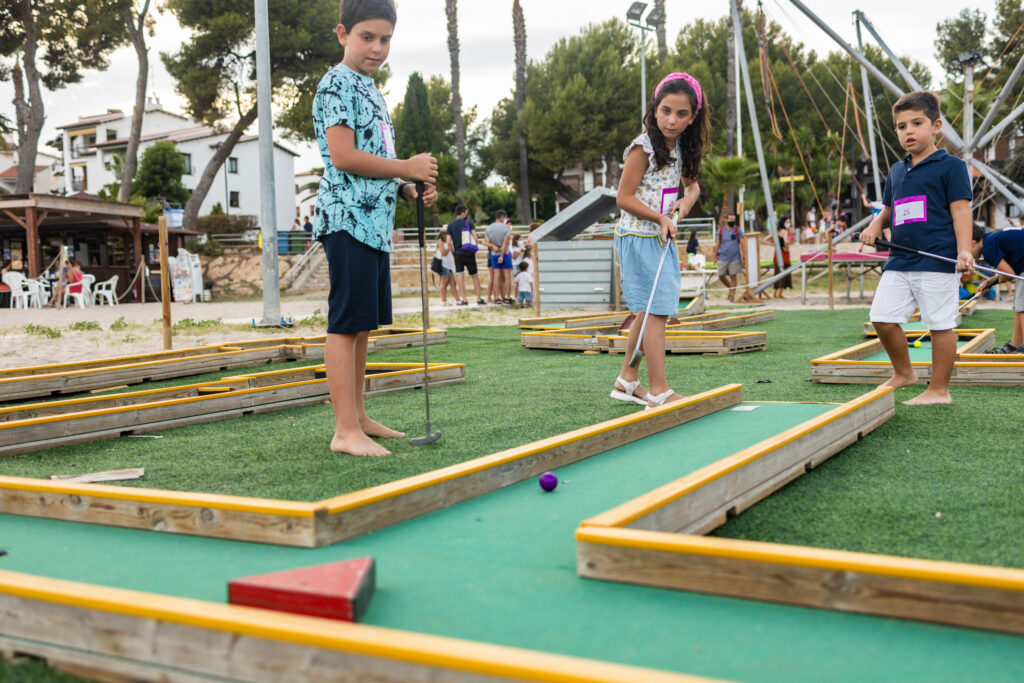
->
[322,229,392,334]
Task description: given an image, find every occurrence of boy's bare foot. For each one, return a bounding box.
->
[902,389,951,406]
[359,417,405,438]
[330,431,391,456]
[880,371,918,389]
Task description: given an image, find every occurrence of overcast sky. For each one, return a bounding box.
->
[1,0,1004,172]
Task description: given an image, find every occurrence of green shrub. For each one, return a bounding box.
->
[109,316,128,331]
[185,236,224,259]
[68,321,102,331]
[25,324,61,338]
[195,214,259,235]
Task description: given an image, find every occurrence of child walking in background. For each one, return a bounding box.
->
[611,72,709,408]
[859,90,974,405]
[313,0,438,456]
[514,261,534,308]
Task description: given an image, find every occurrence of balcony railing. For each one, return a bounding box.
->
[71,179,85,192]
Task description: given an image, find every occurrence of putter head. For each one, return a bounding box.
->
[410,430,441,445]
[628,348,644,368]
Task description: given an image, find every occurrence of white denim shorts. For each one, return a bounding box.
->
[870,270,959,330]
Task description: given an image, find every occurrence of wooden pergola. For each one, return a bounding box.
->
[0,194,144,277]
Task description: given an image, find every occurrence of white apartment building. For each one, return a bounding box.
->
[58,100,298,231]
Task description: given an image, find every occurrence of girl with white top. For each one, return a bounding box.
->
[610,72,710,408]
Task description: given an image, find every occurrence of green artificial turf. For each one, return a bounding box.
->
[2,307,1024,683]
[1,308,1022,570]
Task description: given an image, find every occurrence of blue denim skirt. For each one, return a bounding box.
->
[615,233,681,315]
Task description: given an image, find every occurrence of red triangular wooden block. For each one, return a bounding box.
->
[228,557,375,622]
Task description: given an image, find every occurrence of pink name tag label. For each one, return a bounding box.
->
[893,195,927,226]
[660,187,678,215]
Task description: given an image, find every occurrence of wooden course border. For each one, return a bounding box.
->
[0,570,716,683]
[861,305,969,336]
[0,385,742,548]
[811,329,1024,385]
[0,362,466,457]
[0,327,446,402]
[521,311,773,354]
[517,296,706,330]
[577,386,1024,636]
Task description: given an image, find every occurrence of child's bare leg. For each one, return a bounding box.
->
[643,315,683,403]
[904,328,954,405]
[325,332,390,456]
[353,331,405,438]
[615,315,649,400]
[472,273,483,301]
[874,322,918,388]
[1013,311,1024,347]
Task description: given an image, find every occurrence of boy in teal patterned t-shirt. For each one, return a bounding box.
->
[313,0,438,457]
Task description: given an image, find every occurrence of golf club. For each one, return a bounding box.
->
[410,181,441,445]
[855,234,1024,283]
[629,216,678,368]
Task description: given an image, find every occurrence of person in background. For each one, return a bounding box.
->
[714,213,744,302]
[303,215,314,249]
[46,259,83,307]
[763,215,792,299]
[514,261,534,309]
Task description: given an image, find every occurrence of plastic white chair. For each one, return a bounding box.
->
[63,274,90,309]
[23,279,44,308]
[34,277,51,308]
[92,275,119,306]
[2,272,32,309]
[81,273,95,306]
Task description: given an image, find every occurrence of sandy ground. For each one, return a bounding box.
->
[0,288,1010,371]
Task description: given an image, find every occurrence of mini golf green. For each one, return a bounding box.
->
[860,337,973,363]
[0,401,1020,682]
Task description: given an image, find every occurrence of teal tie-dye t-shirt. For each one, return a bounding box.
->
[312,63,398,252]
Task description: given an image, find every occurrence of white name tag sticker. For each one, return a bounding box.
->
[893,195,927,227]
[380,122,396,156]
[660,187,678,215]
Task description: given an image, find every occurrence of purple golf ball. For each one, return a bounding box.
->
[539,472,558,492]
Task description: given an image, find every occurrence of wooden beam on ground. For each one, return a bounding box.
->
[0,571,713,683]
[0,363,465,458]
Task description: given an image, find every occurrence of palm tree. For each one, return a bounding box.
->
[445,0,466,192]
[703,156,760,227]
[513,0,529,222]
[118,0,153,203]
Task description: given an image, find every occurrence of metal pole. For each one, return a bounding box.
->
[639,26,647,125]
[975,101,1024,151]
[964,63,975,163]
[254,0,281,325]
[972,158,1024,214]
[731,0,782,269]
[971,50,1024,149]
[799,4,964,149]
[856,14,882,199]
[735,21,742,156]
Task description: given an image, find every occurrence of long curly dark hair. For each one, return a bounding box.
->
[643,78,710,180]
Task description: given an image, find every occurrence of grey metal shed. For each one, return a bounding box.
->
[530,187,619,311]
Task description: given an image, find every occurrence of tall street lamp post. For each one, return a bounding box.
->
[627,3,662,126]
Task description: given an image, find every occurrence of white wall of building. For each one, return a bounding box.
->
[59,106,297,231]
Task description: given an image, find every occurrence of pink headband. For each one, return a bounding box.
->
[655,72,703,113]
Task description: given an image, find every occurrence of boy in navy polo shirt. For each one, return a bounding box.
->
[972,228,1024,353]
[859,90,975,405]
[313,0,438,456]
